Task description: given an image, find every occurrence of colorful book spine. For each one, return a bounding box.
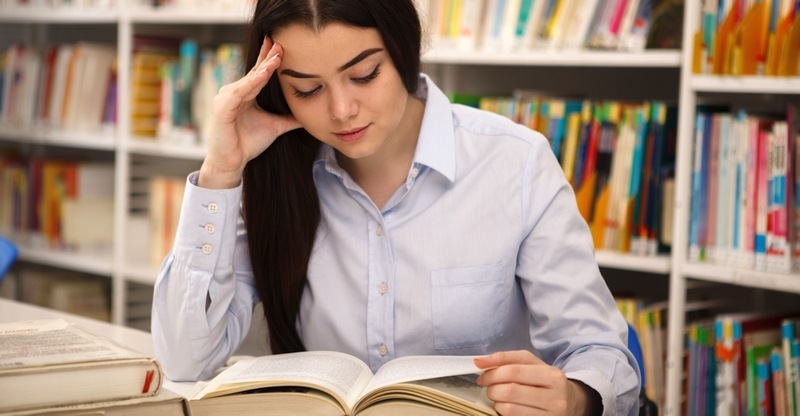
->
[755,130,771,271]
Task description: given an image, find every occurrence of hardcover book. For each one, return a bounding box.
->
[188,351,497,416]
[0,319,163,413]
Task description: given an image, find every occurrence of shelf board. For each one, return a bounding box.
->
[126,7,251,24]
[123,262,159,286]
[422,48,682,67]
[0,7,119,23]
[595,250,671,274]
[683,262,800,294]
[17,245,114,276]
[128,137,206,160]
[690,74,800,94]
[0,124,116,151]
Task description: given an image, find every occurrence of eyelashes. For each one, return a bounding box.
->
[292,64,382,99]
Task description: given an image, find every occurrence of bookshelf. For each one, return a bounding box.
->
[2,0,798,414]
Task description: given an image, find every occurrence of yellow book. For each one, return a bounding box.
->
[693,30,705,73]
[591,184,610,250]
[713,6,739,75]
[561,112,581,184]
[778,13,800,75]
[575,172,597,223]
[767,11,793,75]
[738,0,769,75]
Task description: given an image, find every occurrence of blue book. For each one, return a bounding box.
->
[689,111,707,260]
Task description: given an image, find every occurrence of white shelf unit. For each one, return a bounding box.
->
[6,2,798,412]
[662,2,800,415]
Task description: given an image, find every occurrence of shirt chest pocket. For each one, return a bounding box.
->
[430,262,509,350]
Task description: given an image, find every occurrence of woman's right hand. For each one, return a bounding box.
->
[198,37,302,189]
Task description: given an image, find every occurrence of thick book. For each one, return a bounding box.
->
[188,351,497,416]
[11,386,187,416]
[0,319,163,413]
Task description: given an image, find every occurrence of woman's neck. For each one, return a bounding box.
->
[339,96,425,209]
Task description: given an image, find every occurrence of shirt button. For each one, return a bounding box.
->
[410,167,419,178]
[376,226,384,236]
[378,345,388,356]
[204,224,215,234]
[207,203,219,214]
[201,244,213,254]
[378,282,388,294]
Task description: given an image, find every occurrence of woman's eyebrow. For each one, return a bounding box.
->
[280,47,384,78]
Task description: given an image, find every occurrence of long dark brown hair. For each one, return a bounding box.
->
[242,0,422,354]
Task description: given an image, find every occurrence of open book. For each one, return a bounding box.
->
[188,351,497,416]
[0,319,163,413]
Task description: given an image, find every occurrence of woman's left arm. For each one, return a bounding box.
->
[491,134,640,415]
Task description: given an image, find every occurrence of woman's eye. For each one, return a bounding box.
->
[293,86,321,99]
[352,65,381,84]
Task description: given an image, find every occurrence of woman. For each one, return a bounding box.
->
[151,0,640,414]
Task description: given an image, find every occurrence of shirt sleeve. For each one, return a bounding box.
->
[151,171,259,381]
[516,136,641,416]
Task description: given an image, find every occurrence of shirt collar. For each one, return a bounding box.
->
[414,74,456,183]
[315,73,456,183]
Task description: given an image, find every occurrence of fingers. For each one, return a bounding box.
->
[252,36,274,73]
[243,41,283,100]
[474,350,543,369]
[214,41,283,123]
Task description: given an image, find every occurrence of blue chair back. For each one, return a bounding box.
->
[0,236,18,283]
[627,323,646,393]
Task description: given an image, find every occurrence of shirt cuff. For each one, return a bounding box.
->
[175,171,243,271]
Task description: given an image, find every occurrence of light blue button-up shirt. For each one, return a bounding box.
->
[152,74,639,415]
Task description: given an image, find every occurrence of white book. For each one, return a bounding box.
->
[47,44,74,128]
[520,0,549,50]
[457,0,486,51]
[767,121,791,273]
[498,0,522,51]
[16,45,42,128]
[0,319,163,413]
[546,0,579,50]
[479,0,504,51]
[560,0,600,50]
[715,113,732,265]
[615,0,640,50]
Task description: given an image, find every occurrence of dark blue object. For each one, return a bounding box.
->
[0,236,18,282]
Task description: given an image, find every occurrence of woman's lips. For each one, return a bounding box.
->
[334,125,368,142]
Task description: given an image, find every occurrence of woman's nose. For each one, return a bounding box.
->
[328,85,358,121]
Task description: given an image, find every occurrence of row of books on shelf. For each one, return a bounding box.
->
[0,154,183,266]
[616,297,667,412]
[0,267,111,322]
[688,105,800,274]
[0,156,114,250]
[0,37,243,146]
[0,42,117,135]
[685,312,800,416]
[460,92,676,256]
[130,36,243,145]
[418,0,683,53]
[692,0,800,76]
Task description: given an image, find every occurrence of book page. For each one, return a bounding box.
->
[355,373,496,415]
[0,319,146,368]
[193,351,374,411]
[362,355,482,397]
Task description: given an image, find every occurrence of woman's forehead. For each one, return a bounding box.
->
[273,22,383,71]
